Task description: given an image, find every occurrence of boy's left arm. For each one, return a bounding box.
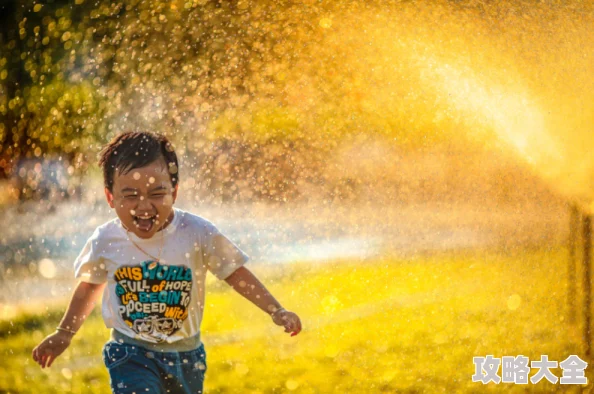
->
[224,266,302,336]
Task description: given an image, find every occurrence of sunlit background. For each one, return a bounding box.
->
[2,0,594,392]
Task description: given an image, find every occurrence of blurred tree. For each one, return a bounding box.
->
[3,0,591,202]
[0,0,347,202]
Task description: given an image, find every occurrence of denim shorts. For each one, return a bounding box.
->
[102,340,207,394]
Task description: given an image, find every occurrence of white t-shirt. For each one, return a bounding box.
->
[73,208,249,350]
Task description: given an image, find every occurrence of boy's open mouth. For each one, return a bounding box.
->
[133,214,157,232]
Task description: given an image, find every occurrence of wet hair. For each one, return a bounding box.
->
[98,131,179,192]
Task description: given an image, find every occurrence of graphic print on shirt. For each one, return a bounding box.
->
[114,260,193,342]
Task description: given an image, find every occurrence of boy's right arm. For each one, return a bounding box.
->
[32,280,106,369]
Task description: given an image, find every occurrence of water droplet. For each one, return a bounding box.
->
[38,258,57,279]
[507,294,522,310]
[285,379,300,390]
[319,18,332,29]
[61,368,72,380]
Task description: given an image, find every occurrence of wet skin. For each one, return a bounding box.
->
[104,158,178,239]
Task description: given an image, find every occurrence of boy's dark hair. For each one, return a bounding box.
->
[98,131,179,192]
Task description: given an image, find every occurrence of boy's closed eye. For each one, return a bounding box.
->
[149,186,168,193]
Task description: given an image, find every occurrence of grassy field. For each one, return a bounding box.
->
[0,246,589,393]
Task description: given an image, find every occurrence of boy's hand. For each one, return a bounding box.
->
[32,330,73,368]
[271,309,302,337]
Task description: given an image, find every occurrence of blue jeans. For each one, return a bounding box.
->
[102,341,207,393]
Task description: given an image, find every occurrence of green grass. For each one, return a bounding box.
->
[0,246,589,393]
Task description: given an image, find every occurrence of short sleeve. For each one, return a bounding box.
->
[203,222,250,280]
[73,227,108,284]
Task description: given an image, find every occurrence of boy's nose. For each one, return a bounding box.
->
[136,197,153,211]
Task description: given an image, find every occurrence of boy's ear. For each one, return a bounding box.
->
[172,183,179,203]
[105,187,115,208]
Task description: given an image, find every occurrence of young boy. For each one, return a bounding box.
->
[32,131,302,393]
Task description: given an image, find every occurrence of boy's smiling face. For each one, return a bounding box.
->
[105,157,178,239]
